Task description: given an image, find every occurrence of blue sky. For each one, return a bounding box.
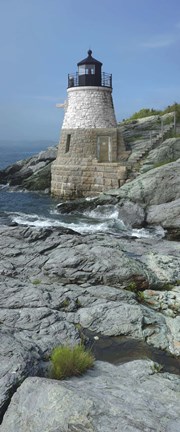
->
[0,0,180,142]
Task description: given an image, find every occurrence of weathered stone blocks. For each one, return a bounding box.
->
[62,87,117,129]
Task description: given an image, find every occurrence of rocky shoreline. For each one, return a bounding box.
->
[0,146,57,193]
[0,132,180,430]
[0,223,180,429]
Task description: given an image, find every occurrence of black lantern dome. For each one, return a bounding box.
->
[68,50,112,88]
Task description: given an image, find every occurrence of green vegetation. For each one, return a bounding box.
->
[159,283,174,291]
[136,291,145,302]
[50,344,95,379]
[123,102,180,123]
[126,281,147,302]
[75,298,82,308]
[176,280,180,285]
[126,281,137,292]
[32,279,41,285]
[128,108,161,120]
[153,158,178,169]
[61,298,70,308]
[151,362,163,374]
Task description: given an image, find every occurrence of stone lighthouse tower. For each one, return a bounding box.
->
[51,50,127,198]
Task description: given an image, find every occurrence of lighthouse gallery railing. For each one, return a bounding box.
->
[68,72,112,88]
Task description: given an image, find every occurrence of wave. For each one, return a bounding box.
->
[132,226,165,239]
[6,211,111,234]
[4,208,165,239]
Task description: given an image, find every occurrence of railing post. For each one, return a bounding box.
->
[150,131,152,147]
[161,117,164,142]
[174,111,176,135]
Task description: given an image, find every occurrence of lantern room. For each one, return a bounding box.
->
[68,50,112,88]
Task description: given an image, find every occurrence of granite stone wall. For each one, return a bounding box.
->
[56,128,125,161]
[62,87,117,129]
[51,126,129,197]
[51,157,127,198]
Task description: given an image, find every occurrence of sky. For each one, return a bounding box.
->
[0,0,180,142]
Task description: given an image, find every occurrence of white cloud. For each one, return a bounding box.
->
[139,35,175,49]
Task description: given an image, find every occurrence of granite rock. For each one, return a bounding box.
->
[1,360,180,432]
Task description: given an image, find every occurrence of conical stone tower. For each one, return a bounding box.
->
[51,50,127,198]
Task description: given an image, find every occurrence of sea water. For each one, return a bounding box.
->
[0,141,165,238]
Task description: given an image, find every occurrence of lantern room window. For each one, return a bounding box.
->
[78,65,95,75]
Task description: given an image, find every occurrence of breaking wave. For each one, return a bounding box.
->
[0,189,165,239]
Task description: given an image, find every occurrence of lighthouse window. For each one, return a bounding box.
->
[85,64,95,75]
[78,65,95,75]
[65,134,71,153]
[78,65,85,75]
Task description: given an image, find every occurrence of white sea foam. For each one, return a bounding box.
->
[84,208,119,220]
[84,204,122,220]
[7,210,165,239]
[85,196,98,201]
[9,211,110,234]
[132,226,165,239]
[0,183,9,190]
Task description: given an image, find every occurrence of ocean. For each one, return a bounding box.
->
[0,141,164,238]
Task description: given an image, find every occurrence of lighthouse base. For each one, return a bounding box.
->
[51,127,128,198]
[51,158,127,199]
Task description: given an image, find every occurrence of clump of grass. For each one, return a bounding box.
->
[151,362,163,374]
[75,298,82,308]
[137,291,145,302]
[175,280,180,285]
[126,281,137,292]
[61,298,70,308]
[32,279,41,285]
[50,344,95,380]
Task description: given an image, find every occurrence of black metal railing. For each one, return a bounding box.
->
[101,72,112,88]
[68,72,112,88]
[68,73,79,87]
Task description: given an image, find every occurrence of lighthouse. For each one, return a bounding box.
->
[51,50,127,198]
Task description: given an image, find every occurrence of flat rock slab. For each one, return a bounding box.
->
[1,360,180,432]
[147,198,180,228]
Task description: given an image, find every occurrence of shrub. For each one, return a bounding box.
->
[50,344,95,379]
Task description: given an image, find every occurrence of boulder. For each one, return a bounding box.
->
[105,159,180,207]
[147,199,180,228]
[141,138,180,173]
[1,361,180,432]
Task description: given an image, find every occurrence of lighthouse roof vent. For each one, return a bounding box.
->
[77,50,103,66]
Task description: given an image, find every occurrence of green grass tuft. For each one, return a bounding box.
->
[151,362,163,373]
[32,279,41,285]
[50,344,95,380]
